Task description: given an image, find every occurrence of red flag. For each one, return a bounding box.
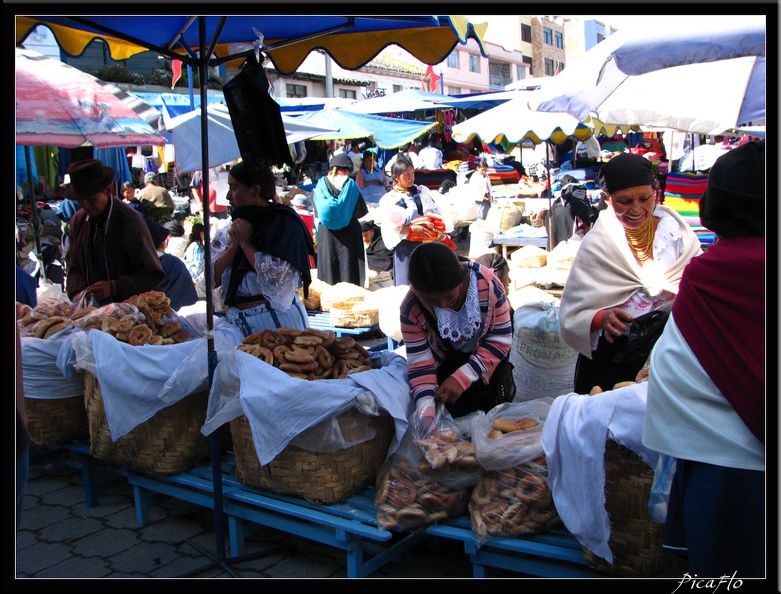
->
[425,65,440,93]
[171,59,182,89]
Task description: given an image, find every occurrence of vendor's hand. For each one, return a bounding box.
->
[435,376,464,406]
[412,395,437,438]
[228,218,253,246]
[84,280,112,302]
[601,308,633,343]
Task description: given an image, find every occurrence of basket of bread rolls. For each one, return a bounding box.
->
[229,327,394,504]
[17,299,89,446]
[80,291,210,475]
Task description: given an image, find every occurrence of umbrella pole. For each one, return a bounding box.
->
[177,19,290,578]
[24,146,43,274]
[545,141,553,251]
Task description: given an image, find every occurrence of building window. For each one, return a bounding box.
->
[338,89,356,100]
[393,84,404,93]
[544,58,556,76]
[447,86,461,95]
[447,51,459,68]
[469,54,480,73]
[489,61,512,88]
[516,64,526,79]
[286,83,307,98]
[554,31,564,49]
[522,55,533,76]
[521,23,532,43]
[543,27,553,45]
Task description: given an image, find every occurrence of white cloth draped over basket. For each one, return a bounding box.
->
[66,314,244,441]
[540,382,660,563]
[201,350,413,466]
[22,332,83,400]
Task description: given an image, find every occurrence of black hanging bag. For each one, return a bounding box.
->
[223,53,293,169]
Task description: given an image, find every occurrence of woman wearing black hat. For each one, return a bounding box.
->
[311,153,368,286]
[64,159,164,306]
[558,152,702,393]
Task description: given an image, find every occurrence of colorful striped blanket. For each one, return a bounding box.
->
[663,172,714,247]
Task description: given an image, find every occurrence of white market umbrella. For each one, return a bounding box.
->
[528,15,765,135]
[164,103,336,172]
[451,97,596,147]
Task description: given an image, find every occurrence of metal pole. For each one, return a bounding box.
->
[545,141,553,251]
[24,146,43,268]
[324,51,334,98]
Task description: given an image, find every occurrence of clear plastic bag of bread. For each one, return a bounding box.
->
[411,400,480,488]
[374,429,470,531]
[469,457,562,546]
[17,296,75,339]
[71,290,191,346]
[469,398,561,545]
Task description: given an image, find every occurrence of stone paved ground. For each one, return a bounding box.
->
[16,448,515,580]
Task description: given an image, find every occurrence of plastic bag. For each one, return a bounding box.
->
[374,429,470,531]
[472,399,553,471]
[469,460,562,546]
[649,454,676,523]
[469,399,560,546]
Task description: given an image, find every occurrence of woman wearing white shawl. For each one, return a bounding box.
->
[559,153,701,394]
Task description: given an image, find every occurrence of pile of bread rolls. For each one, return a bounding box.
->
[375,457,470,530]
[469,458,562,541]
[236,327,373,380]
[413,430,479,472]
[74,290,191,346]
[17,299,79,339]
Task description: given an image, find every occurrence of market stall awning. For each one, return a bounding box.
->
[294,108,438,149]
[451,96,596,147]
[16,16,488,74]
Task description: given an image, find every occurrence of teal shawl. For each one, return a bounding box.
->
[312,176,361,231]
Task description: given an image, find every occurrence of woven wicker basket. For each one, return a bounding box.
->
[83,371,211,475]
[25,395,89,447]
[231,409,394,504]
[583,440,689,577]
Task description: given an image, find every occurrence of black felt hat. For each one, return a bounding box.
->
[700,140,765,238]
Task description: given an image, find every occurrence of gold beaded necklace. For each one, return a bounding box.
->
[624,218,655,262]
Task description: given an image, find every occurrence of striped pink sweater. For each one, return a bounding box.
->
[400,262,513,404]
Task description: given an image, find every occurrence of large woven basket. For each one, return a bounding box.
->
[83,371,211,475]
[230,409,394,504]
[583,440,689,577]
[25,395,89,447]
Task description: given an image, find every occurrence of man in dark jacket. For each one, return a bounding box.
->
[64,159,163,306]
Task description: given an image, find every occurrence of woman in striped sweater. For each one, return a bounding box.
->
[400,242,515,436]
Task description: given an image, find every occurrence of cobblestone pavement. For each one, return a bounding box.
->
[15,453,485,580]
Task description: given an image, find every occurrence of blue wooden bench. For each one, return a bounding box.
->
[123,456,426,578]
[426,515,604,577]
[307,310,399,350]
[32,441,124,508]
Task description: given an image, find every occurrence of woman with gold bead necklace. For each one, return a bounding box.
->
[558,152,702,394]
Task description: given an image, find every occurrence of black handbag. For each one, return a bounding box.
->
[612,309,670,364]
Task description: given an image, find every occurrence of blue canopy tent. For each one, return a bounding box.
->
[295,108,438,149]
